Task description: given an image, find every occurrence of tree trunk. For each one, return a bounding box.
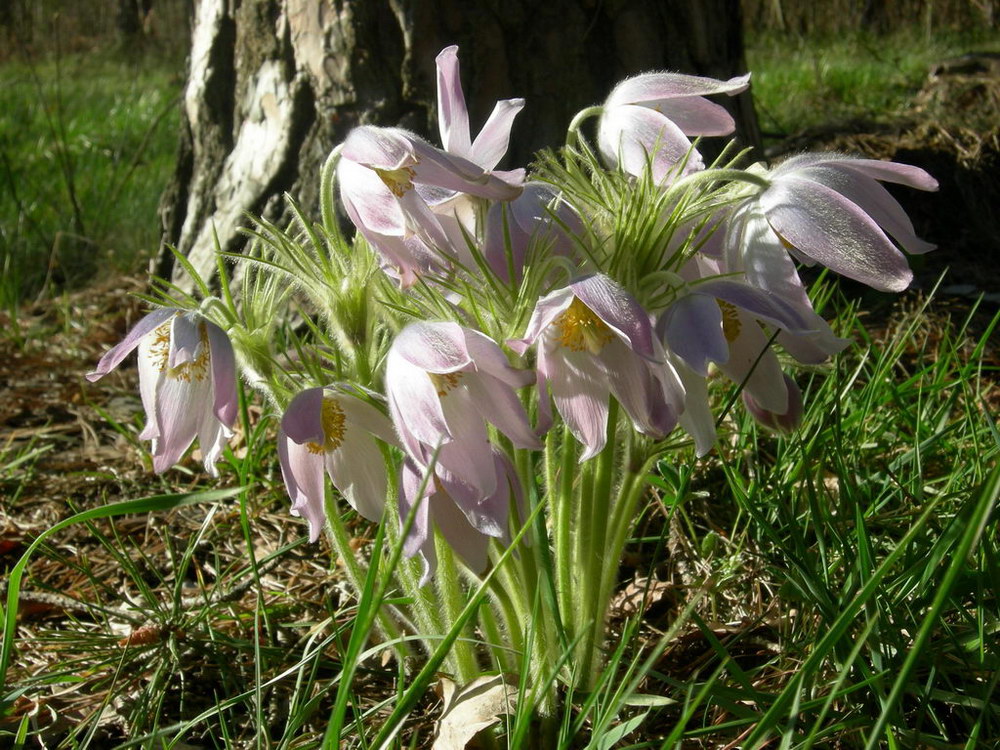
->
[156,0,759,287]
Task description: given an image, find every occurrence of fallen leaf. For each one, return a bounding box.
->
[433,674,518,750]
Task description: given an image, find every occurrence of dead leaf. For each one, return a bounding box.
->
[433,674,518,750]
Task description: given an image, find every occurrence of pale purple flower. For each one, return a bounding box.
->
[87,309,237,476]
[483,181,584,283]
[728,153,938,293]
[399,449,522,583]
[385,321,541,511]
[509,274,684,460]
[338,125,523,286]
[278,386,398,542]
[598,71,750,182]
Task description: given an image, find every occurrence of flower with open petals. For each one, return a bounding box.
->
[728,153,938,293]
[87,309,237,476]
[338,125,523,286]
[598,71,750,182]
[278,386,397,542]
[510,274,684,460]
[385,321,541,509]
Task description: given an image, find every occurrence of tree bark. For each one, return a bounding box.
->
[156,0,759,287]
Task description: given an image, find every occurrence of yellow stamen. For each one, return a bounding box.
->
[718,300,742,342]
[375,164,417,197]
[306,397,346,454]
[429,372,463,397]
[148,318,211,382]
[554,297,614,354]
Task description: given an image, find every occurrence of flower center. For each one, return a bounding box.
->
[306,397,346,454]
[554,297,614,354]
[148,319,211,382]
[718,300,742,343]
[429,372,463,397]
[376,164,417,197]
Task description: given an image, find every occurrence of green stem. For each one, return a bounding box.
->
[434,532,481,681]
[578,400,619,686]
[553,426,577,623]
[323,497,407,652]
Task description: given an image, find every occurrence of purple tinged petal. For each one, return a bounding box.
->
[198,413,230,477]
[654,97,737,136]
[830,158,939,192]
[399,460,433,559]
[743,373,803,433]
[462,329,534,388]
[761,176,913,292]
[281,387,327,445]
[279,432,328,542]
[407,138,523,200]
[338,394,399,448]
[571,274,656,358]
[543,347,610,461]
[393,321,472,373]
[717,310,788,414]
[507,287,576,354]
[432,492,492,573]
[435,45,472,158]
[730,202,815,308]
[598,104,703,181]
[695,279,814,333]
[386,350,451,452]
[206,321,238,428]
[342,125,417,170]
[777,324,850,364]
[800,164,936,255]
[605,72,750,108]
[673,357,716,456]
[325,429,387,522]
[168,313,202,368]
[463,373,542,450]
[660,294,727,376]
[87,307,176,382]
[599,339,676,438]
[150,373,212,473]
[470,98,525,170]
[339,159,408,237]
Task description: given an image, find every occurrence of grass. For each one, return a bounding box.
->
[2,282,997,747]
[0,51,182,311]
[745,27,1000,139]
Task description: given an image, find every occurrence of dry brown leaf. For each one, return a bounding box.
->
[433,674,518,750]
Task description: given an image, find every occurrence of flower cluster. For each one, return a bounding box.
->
[90,46,936,627]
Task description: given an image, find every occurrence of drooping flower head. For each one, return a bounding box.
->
[385,321,541,509]
[510,274,684,460]
[87,309,237,476]
[598,71,750,183]
[398,449,522,584]
[278,386,398,542]
[728,153,938,294]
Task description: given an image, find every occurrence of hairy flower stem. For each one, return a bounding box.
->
[435,533,482,681]
[553,426,577,621]
[577,399,619,687]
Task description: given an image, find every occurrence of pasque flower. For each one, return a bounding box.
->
[598,71,750,182]
[385,321,541,509]
[728,153,938,293]
[398,450,522,583]
[338,125,524,286]
[510,274,684,460]
[278,386,398,542]
[87,309,237,476]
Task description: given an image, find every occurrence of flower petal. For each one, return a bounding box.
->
[326,429,387,522]
[605,72,750,108]
[761,176,912,292]
[470,98,525,170]
[206,321,238,428]
[660,293,727,376]
[87,307,176,382]
[543,347,610,461]
[598,104,703,182]
[571,274,656,359]
[435,45,472,158]
[279,433,328,542]
[282,387,326,445]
